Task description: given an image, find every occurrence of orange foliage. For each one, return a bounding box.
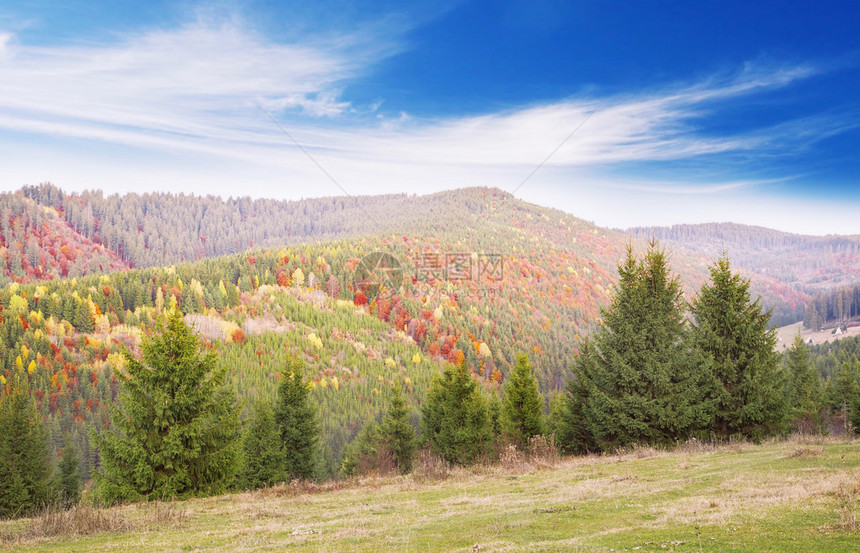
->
[491,368,503,384]
[232,328,247,344]
[354,291,368,306]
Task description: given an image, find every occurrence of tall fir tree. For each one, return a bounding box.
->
[830,361,860,434]
[501,354,544,450]
[690,256,788,439]
[784,332,824,432]
[274,357,319,481]
[421,364,492,465]
[380,384,416,474]
[55,442,82,506]
[236,399,285,490]
[74,297,94,333]
[557,242,710,453]
[92,311,241,504]
[0,376,51,519]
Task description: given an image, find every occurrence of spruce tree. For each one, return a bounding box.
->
[74,298,94,333]
[831,361,860,434]
[501,354,544,450]
[56,443,82,506]
[0,377,51,519]
[92,311,241,504]
[381,384,415,474]
[274,357,319,481]
[784,332,824,432]
[690,256,788,439]
[340,419,381,477]
[558,242,710,453]
[420,364,492,466]
[237,400,285,490]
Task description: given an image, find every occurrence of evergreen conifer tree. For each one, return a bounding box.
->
[558,242,710,453]
[501,354,544,449]
[380,384,415,474]
[0,377,51,519]
[56,443,82,506]
[274,357,319,481]
[785,332,824,432]
[691,256,788,439]
[420,364,492,465]
[92,311,241,504]
[237,400,285,490]
[831,361,860,434]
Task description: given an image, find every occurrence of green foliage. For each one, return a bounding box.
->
[827,361,860,434]
[274,357,319,481]
[74,298,94,333]
[784,332,824,432]
[421,365,492,466]
[380,384,416,474]
[558,243,711,453]
[340,419,381,478]
[691,256,788,439]
[92,311,241,504]
[0,378,51,519]
[501,354,544,449]
[55,442,82,506]
[236,400,285,490]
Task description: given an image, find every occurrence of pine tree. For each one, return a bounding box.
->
[785,332,824,433]
[236,400,285,490]
[55,443,82,506]
[274,357,319,481]
[74,298,94,333]
[830,361,860,435]
[92,311,241,504]
[380,384,415,474]
[0,377,51,519]
[420,364,492,466]
[340,419,380,478]
[501,354,544,450]
[691,256,788,439]
[558,242,710,453]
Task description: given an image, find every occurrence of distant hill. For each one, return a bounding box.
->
[0,192,131,284]
[625,222,860,292]
[0,184,813,476]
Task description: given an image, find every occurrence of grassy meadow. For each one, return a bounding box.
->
[2,436,858,552]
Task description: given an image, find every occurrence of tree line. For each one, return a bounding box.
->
[5,242,856,519]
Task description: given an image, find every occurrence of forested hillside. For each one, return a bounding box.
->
[626,222,860,291]
[0,193,130,284]
[0,185,815,483]
[4,185,808,325]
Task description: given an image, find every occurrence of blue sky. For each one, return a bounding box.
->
[0,0,858,234]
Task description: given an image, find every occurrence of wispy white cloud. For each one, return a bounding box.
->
[0,14,852,234]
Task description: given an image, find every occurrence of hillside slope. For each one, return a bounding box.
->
[625,222,860,292]
[7,185,808,325]
[2,438,857,552]
[0,194,131,284]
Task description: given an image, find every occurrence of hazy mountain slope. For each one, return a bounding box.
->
[0,193,131,284]
[625,222,860,291]
[0,187,811,476]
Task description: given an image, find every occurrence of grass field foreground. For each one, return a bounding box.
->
[2,436,858,552]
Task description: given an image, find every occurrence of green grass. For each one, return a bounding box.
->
[3,436,858,552]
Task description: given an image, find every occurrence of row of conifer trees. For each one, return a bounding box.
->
[2,243,857,518]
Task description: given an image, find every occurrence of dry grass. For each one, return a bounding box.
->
[788,446,826,459]
[3,434,858,552]
[0,500,186,546]
[834,470,860,532]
